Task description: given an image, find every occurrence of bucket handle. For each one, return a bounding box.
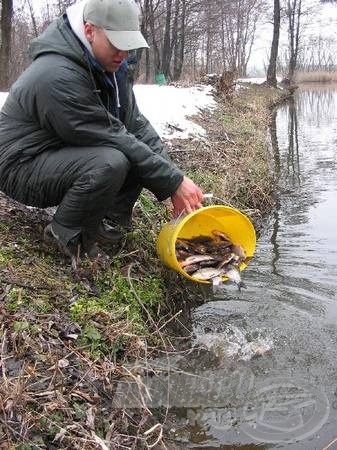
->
[203,193,236,209]
[204,193,261,219]
[169,193,235,225]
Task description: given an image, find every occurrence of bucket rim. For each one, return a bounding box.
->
[171,205,256,283]
[171,205,256,242]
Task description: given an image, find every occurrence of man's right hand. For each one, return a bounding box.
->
[171,176,204,218]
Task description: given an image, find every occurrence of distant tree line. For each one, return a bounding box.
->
[266,0,337,86]
[0,0,337,90]
[1,0,266,89]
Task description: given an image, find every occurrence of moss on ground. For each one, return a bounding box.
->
[0,84,287,448]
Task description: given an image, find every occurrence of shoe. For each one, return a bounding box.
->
[96,221,126,246]
[107,212,132,230]
[44,224,109,269]
[44,223,79,269]
[81,232,109,259]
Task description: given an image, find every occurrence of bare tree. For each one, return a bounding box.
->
[172,0,186,80]
[215,0,264,76]
[8,12,32,84]
[147,0,161,74]
[286,0,302,82]
[0,0,14,90]
[296,35,337,71]
[3,0,281,85]
[266,0,280,87]
[161,0,173,77]
[27,0,38,37]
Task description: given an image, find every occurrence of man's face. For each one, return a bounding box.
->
[84,23,128,72]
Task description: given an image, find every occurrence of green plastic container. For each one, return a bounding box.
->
[155,73,167,85]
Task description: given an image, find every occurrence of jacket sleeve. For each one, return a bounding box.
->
[34,61,183,201]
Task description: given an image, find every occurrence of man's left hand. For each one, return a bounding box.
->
[171,176,204,218]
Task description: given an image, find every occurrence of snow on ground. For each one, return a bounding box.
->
[237,76,282,84]
[0,84,216,140]
[0,92,8,110]
[238,77,266,84]
[134,84,216,139]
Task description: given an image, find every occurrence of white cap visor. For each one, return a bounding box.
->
[104,29,149,51]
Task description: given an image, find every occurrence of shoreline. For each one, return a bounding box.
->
[0,83,289,448]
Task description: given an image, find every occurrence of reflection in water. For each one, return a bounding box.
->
[297,84,337,128]
[286,96,301,186]
[268,95,301,276]
[269,110,281,275]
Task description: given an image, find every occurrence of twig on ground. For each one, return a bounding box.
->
[323,437,337,450]
[144,423,164,449]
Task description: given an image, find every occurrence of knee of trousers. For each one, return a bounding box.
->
[85,150,131,192]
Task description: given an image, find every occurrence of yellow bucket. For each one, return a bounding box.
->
[156,205,256,283]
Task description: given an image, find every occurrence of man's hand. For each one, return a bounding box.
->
[171,176,204,218]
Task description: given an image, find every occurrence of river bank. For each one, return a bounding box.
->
[0,83,287,448]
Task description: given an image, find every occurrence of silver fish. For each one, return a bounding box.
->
[218,252,236,268]
[191,267,224,280]
[180,254,216,268]
[223,264,246,291]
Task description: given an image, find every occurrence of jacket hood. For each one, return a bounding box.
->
[66,1,94,57]
[29,16,87,67]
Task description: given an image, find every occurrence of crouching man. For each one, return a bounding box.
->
[0,0,203,266]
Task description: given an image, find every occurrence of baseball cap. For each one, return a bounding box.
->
[83,0,149,51]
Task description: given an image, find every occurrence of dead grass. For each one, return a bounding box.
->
[0,192,190,448]
[294,70,337,83]
[169,83,286,222]
[0,83,286,448]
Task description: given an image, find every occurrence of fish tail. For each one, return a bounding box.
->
[237,281,247,291]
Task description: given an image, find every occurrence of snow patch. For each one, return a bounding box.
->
[237,76,282,84]
[1,84,217,140]
[238,77,266,84]
[133,84,216,139]
[0,92,8,110]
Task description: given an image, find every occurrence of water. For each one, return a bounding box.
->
[162,85,337,449]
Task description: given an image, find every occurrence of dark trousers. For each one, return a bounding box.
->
[3,146,142,245]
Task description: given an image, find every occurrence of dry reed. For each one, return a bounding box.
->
[294,70,337,84]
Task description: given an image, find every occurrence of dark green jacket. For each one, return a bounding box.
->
[0,16,183,201]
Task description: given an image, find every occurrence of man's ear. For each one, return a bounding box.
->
[84,22,94,43]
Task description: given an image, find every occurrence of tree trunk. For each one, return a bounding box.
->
[27,0,39,37]
[287,0,302,82]
[266,0,280,87]
[205,4,213,73]
[172,0,186,81]
[0,0,13,90]
[148,0,161,76]
[161,0,173,77]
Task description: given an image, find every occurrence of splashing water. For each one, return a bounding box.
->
[193,323,273,361]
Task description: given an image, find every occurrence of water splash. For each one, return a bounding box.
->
[193,324,273,361]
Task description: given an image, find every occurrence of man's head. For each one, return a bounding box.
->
[83,0,148,72]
